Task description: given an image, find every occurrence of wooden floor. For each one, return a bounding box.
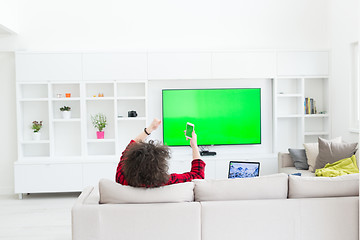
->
[0,192,80,240]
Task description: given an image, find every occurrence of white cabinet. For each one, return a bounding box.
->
[14,51,330,195]
[212,52,276,78]
[274,77,330,152]
[148,53,212,79]
[82,53,147,80]
[277,51,329,76]
[16,53,82,82]
[15,52,148,195]
[14,163,83,193]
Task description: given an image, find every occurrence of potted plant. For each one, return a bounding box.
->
[60,106,72,119]
[91,113,107,139]
[31,121,43,141]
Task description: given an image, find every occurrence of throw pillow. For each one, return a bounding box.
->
[288,148,309,170]
[99,179,194,204]
[288,173,359,198]
[314,137,358,171]
[303,137,342,172]
[193,173,288,201]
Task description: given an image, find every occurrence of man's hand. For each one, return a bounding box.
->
[134,118,161,142]
[189,131,198,148]
[147,118,161,134]
[185,130,200,160]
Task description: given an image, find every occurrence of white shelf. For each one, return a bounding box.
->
[19,98,49,102]
[86,97,115,101]
[304,114,329,118]
[21,140,50,144]
[304,131,329,136]
[117,117,146,121]
[53,118,81,122]
[17,157,51,162]
[117,97,146,100]
[277,115,303,118]
[87,139,116,143]
[51,97,81,101]
[276,94,302,97]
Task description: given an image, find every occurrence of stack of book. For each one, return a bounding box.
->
[304,98,317,114]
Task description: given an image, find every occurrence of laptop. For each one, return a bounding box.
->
[228,161,260,179]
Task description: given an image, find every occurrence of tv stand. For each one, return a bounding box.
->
[200,150,217,156]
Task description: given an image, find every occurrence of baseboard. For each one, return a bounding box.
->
[0,186,14,195]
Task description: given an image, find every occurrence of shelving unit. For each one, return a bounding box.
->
[15,76,147,196]
[14,51,329,196]
[274,77,330,152]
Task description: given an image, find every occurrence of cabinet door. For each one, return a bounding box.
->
[82,53,147,80]
[148,53,212,79]
[277,51,329,76]
[212,52,276,78]
[14,163,83,193]
[82,162,118,187]
[16,53,82,82]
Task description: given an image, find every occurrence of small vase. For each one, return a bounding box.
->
[96,131,104,139]
[33,132,41,141]
[62,111,71,119]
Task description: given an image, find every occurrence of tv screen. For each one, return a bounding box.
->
[162,88,261,146]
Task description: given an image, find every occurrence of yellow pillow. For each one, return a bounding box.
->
[315,155,359,177]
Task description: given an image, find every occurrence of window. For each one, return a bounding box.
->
[350,42,359,132]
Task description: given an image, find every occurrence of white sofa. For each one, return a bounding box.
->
[72,174,359,240]
[278,152,315,176]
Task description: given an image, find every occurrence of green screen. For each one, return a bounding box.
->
[162,88,261,146]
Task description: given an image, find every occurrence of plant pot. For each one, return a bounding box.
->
[33,132,41,141]
[96,131,104,139]
[62,111,71,119]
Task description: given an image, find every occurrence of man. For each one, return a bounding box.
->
[116,118,205,187]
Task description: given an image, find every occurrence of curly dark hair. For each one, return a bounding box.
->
[122,140,171,188]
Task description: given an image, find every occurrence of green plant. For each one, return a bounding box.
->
[32,121,43,133]
[60,106,71,111]
[91,113,107,132]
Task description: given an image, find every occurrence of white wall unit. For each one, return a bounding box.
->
[148,53,212,79]
[274,77,330,152]
[15,51,330,195]
[277,51,329,76]
[14,163,83,193]
[16,53,82,82]
[82,53,147,80]
[212,52,276,78]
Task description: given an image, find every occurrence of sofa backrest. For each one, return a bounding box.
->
[193,173,288,201]
[288,173,359,198]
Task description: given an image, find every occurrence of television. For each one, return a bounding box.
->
[162,88,261,146]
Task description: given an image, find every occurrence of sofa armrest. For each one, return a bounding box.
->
[73,186,94,207]
[278,152,294,171]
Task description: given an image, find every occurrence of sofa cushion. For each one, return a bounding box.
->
[314,138,358,171]
[288,148,309,170]
[193,173,288,201]
[279,167,315,177]
[288,173,359,198]
[303,137,342,172]
[99,179,194,204]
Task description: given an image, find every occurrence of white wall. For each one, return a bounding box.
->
[0,0,18,32]
[329,0,359,142]
[0,53,16,194]
[0,0,336,194]
[0,0,329,51]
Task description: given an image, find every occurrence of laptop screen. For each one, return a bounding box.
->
[228,161,260,179]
